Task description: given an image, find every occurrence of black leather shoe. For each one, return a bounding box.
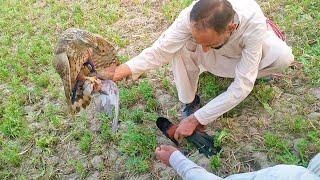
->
[182,95,201,119]
[156,117,179,145]
[156,117,221,157]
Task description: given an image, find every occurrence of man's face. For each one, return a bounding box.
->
[191,24,233,52]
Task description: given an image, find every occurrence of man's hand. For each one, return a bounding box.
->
[174,114,200,142]
[96,64,117,80]
[196,123,207,133]
[96,64,132,82]
[113,64,132,81]
[155,145,178,166]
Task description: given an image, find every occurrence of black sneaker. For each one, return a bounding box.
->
[181,95,201,119]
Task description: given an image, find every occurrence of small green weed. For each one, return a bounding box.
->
[286,116,307,133]
[36,135,58,151]
[0,170,13,180]
[138,80,154,100]
[126,156,150,173]
[79,131,92,154]
[296,138,309,166]
[130,109,144,123]
[276,152,300,165]
[264,132,289,152]
[119,86,140,108]
[214,130,229,148]
[264,132,308,166]
[161,78,177,97]
[146,99,159,112]
[0,141,22,167]
[100,116,113,142]
[69,160,88,178]
[210,153,222,170]
[118,55,130,64]
[120,122,157,173]
[102,4,123,25]
[253,84,275,114]
[199,73,230,100]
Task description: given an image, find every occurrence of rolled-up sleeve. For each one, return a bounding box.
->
[125,7,193,79]
[194,21,267,125]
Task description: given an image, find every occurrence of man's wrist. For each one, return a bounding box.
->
[189,114,200,127]
[193,111,208,126]
[113,64,132,81]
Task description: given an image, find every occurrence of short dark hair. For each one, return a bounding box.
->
[190,0,235,34]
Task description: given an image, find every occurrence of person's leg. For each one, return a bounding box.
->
[257,31,294,78]
[171,46,201,104]
[171,46,202,118]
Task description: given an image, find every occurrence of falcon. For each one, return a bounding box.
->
[53,28,119,114]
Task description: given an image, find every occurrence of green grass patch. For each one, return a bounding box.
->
[161,78,178,98]
[286,116,308,133]
[210,153,222,170]
[130,109,144,123]
[98,113,118,142]
[119,122,157,173]
[0,102,30,139]
[264,132,313,166]
[298,42,320,86]
[146,98,159,112]
[118,55,130,64]
[0,170,13,180]
[68,160,88,179]
[162,0,193,22]
[253,84,275,115]
[79,131,93,154]
[0,141,22,167]
[265,132,290,152]
[198,73,230,100]
[125,156,150,173]
[261,0,320,86]
[138,80,154,100]
[36,135,59,152]
[102,4,123,25]
[119,86,140,108]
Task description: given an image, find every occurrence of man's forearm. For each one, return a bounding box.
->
[194,90,248,125]
[125,46,175,80]
[96,64,132,81]
[170,151,222,180]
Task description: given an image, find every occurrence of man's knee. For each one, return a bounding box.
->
[278,47,294,68]
[271,45,294,69]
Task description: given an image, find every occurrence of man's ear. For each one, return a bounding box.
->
[227,22,237,33]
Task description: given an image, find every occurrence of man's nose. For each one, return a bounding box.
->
[202,45,210,52]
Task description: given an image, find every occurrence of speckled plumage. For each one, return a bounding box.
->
[53,28,119,114]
